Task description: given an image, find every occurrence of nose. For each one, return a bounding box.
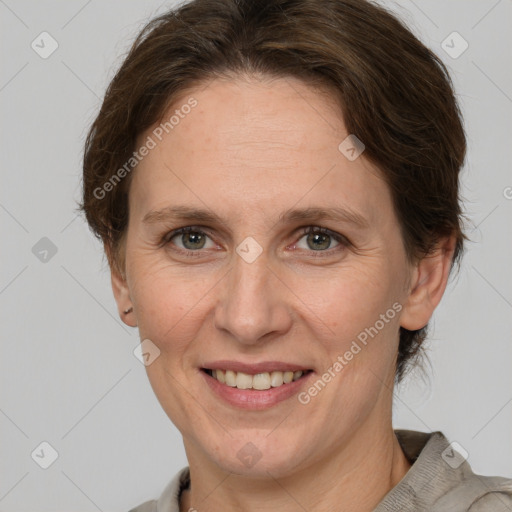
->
[214,249,293,345]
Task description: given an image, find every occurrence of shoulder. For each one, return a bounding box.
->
[465,475,512,511]
[438,473,512,512]
[379,430,512,512]
[432,443,512,511]
[470,491,512,511]
[128,500,157,512]
[427,438,512,511]
[127,466,190,512]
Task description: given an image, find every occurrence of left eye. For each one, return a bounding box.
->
[295,227,344,251]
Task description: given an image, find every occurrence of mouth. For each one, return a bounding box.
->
[201,368,314,391]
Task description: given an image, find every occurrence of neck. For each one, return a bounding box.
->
[180,424,411,512]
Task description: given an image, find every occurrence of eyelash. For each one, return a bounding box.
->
[162,225,349,258]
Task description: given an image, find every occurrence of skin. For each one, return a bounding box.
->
[111,75,455,512]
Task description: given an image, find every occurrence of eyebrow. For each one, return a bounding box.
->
[142,205,370,229]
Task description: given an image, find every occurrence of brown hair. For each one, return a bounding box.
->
[80,0,467,382]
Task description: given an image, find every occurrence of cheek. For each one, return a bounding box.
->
[129,259,213,354]
[292,263,399,339]
[130,265,214,428]
[290,263,404,398]
[296,269,402,413]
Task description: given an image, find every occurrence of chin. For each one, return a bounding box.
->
[203,435,309,479]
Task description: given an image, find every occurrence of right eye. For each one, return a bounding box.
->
[166,226,217,253]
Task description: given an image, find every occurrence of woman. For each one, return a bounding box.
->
[80,0,512,510]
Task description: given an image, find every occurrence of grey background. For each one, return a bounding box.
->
[1,0,511,510]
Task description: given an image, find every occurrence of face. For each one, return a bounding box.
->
[117,76,416,478]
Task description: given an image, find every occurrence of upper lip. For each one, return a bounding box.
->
[201,360,313,374]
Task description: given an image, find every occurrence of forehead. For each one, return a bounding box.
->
[129,76,391,225]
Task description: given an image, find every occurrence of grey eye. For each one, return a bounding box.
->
[296,230,341,251]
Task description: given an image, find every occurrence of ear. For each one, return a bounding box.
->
[400,236,456,331]
[111,265,137,328]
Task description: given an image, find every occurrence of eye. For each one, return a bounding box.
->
[162,225,348,257]
[294,226,347,252]
[166,226,216,252]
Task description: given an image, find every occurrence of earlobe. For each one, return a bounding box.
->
[111,267,137,327]
[400,236,456,331]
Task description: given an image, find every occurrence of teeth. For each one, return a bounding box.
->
[209,369,306,390]
[270,371,284,387]
[236,371,253,389]
[225,370,237,387]
[253,373,271,390]
[213,369,225,384]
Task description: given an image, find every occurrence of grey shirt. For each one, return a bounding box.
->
[129,430,512,512]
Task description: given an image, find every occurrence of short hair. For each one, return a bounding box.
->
[80,0,467,383]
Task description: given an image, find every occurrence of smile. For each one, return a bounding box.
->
[202,368,313,390]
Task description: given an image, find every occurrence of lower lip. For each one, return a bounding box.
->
[200,370,314,410]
